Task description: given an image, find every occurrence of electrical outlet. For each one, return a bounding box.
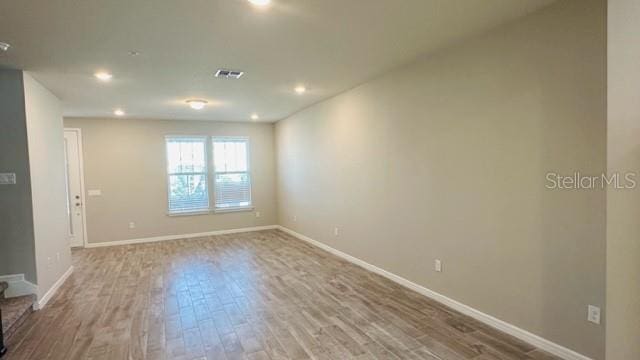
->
[293,215,297,222]
[255,211,261,218]
[334,227,339,236]
[587,305,601,324]
[434,259,442,272]
[129,222,136,229]
[56,252,60,262]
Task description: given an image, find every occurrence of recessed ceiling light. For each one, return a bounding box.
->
[187,99,208,110]
[248,0,271,6]
[0,42,10,52]
[294,85,306,94]
[114,109,125,116]
[94,72,113,82]
[251,113,259,120]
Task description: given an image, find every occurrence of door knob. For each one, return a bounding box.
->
[75,203,81,206]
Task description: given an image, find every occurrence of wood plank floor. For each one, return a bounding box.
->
[4,229,561,360]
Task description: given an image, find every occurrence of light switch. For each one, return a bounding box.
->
[0,173,16,185]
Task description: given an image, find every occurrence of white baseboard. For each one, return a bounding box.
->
[276,225,592,360]
[0,274,38,298]
[37,266,74,310]
[84,225,278,248]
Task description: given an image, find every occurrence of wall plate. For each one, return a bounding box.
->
[0,173,16,185]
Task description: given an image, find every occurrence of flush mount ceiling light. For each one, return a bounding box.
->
[187,99,208,110]
[251,113,259,121]
[294,85,306,94]
[114,109,125,116]
[128,50,140,56]
[94,72,113,81]
[0,42,10,52]
[248,0,271,6]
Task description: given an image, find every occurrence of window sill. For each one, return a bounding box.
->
[167,210,211,217]
[166,206,254,216]
[214,206,254,213]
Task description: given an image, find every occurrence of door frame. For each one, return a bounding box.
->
[64,128,89,247]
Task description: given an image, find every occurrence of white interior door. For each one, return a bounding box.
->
[64,129,86,247]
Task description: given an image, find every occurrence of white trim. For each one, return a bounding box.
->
[0,274,38,298]
[165,206,255,216]
[84,225,278,248]
[276,225,592,360]
[214,206,254,213]
[64,128,89,247]
[166,210,211,217]
[36,266,74,310]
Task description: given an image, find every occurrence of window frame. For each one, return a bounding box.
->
[211,136,253,212]
[164,135,254,216]
[165,135,211,215]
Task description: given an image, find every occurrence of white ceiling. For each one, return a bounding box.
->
[0,0,556,122]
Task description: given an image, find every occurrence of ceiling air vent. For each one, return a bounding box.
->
[215,69,244,79]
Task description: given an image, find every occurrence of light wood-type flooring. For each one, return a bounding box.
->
[4,229,561,360]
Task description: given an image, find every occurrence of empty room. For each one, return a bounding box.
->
[0,0,638,359]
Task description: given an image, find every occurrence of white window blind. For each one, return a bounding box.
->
[166,136,210,213]
[213,138,251,209]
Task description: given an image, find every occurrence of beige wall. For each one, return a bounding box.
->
[0,70,37,283]
[606,0,640,359]
[63,118,276,244]
[275,0,605,358]
[23,72,72,299]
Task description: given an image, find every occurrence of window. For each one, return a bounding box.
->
[166,136,209,213]
[213,137,251,210]
[164,136,253,214]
